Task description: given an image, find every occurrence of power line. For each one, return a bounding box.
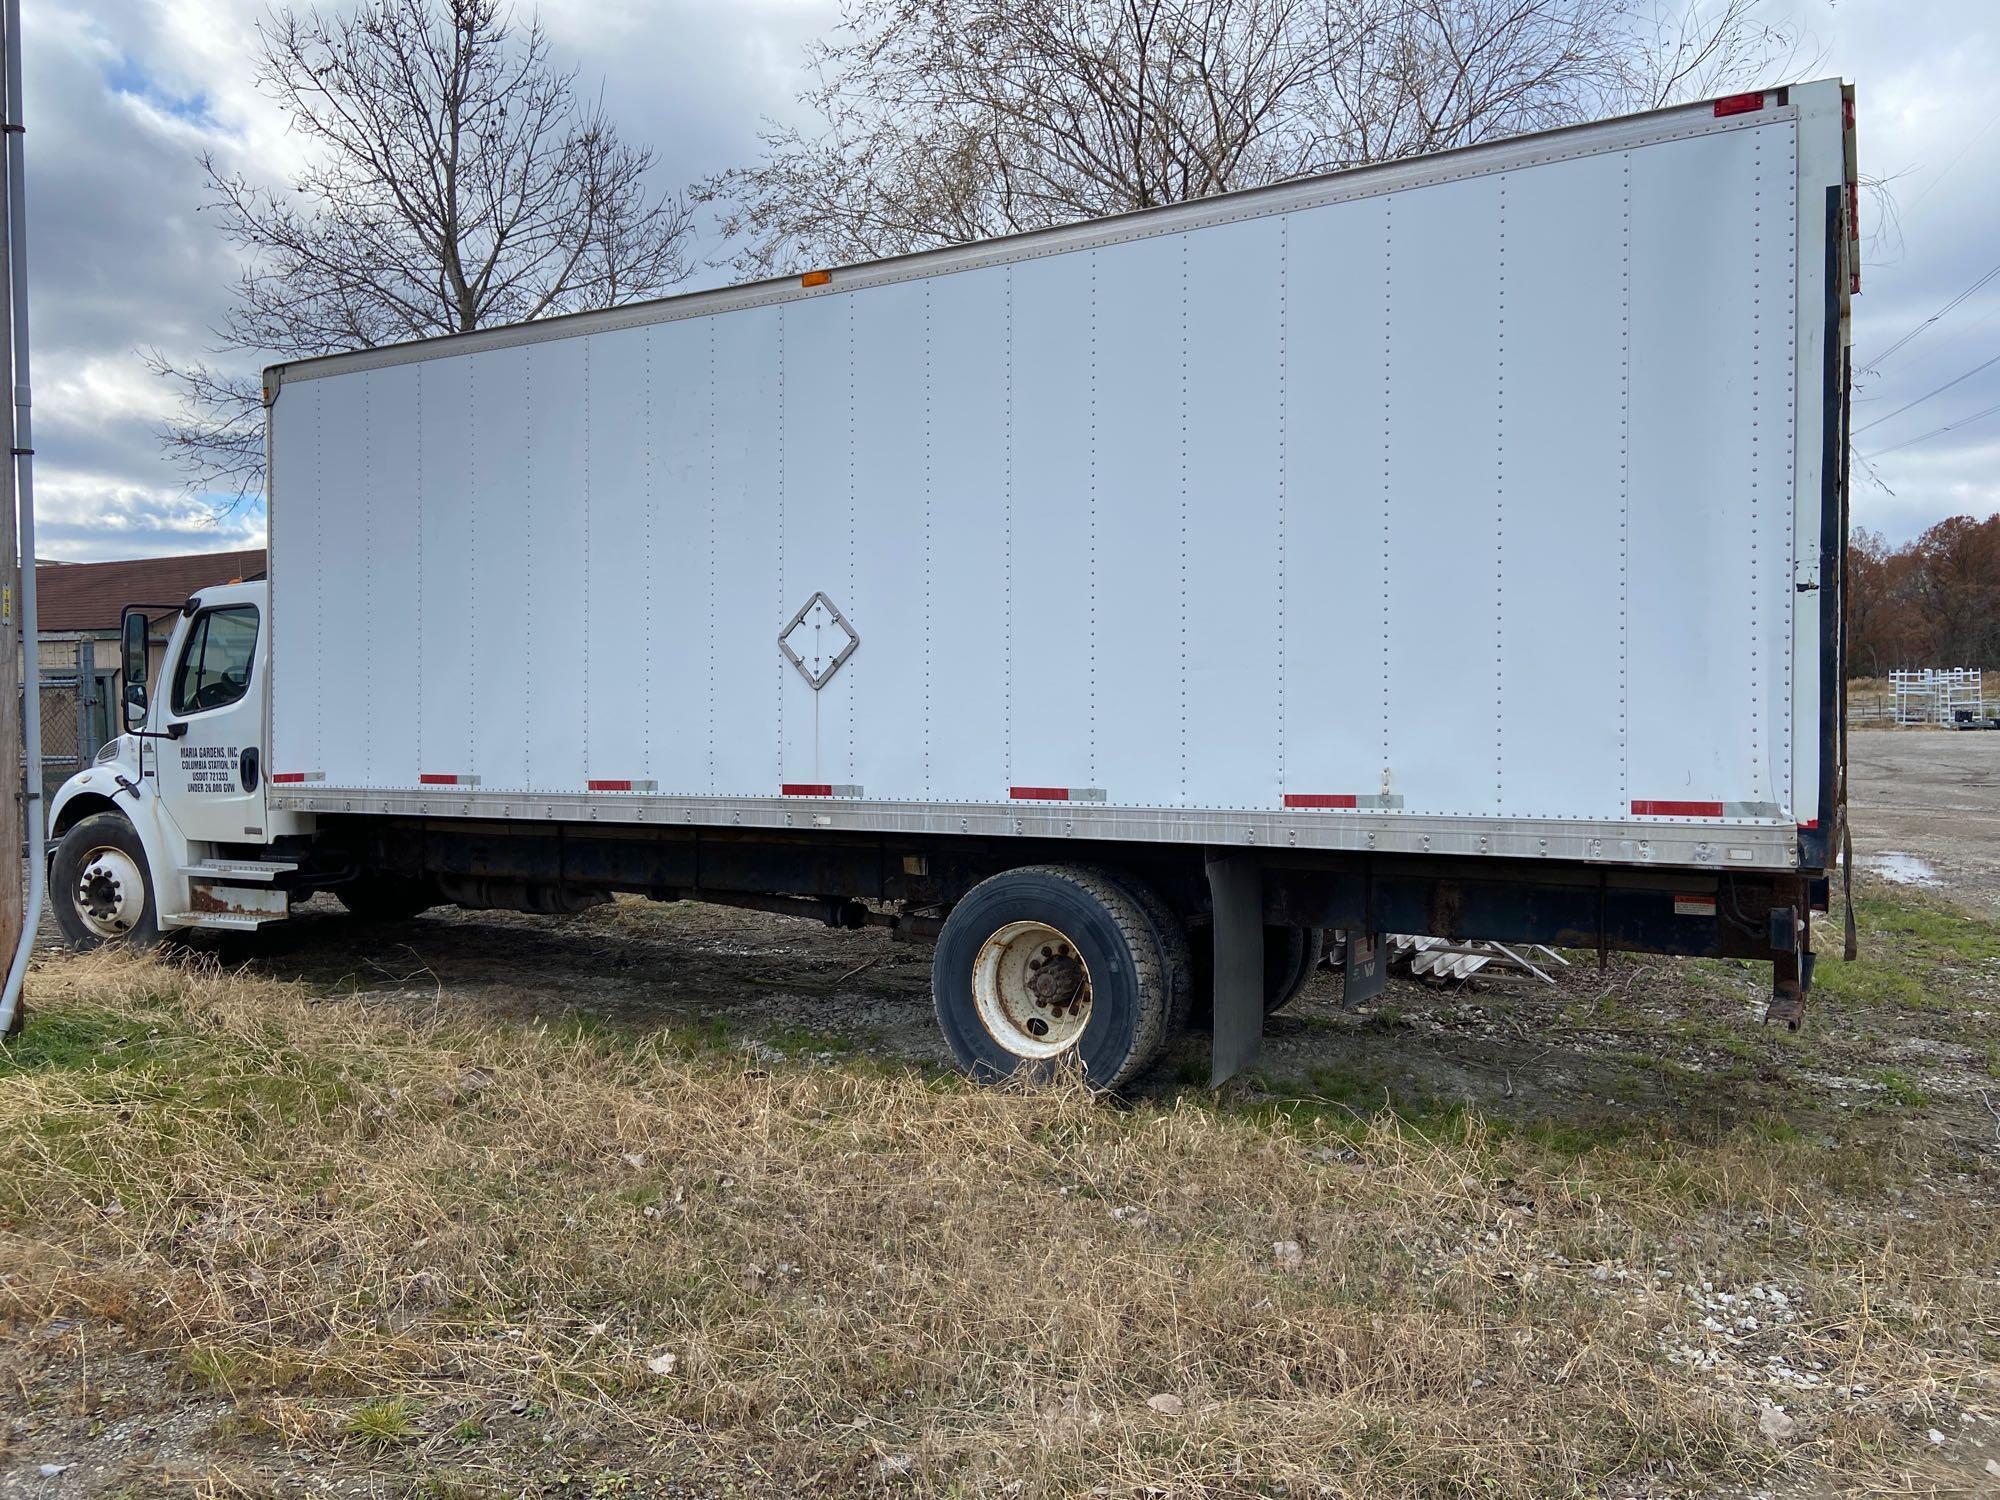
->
[1860,256,2000,370]
[1898,93,2000,223]
[1861,396,2000,460]
[1852,347,2000,435]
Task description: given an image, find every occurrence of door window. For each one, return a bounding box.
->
[171,606,259,715]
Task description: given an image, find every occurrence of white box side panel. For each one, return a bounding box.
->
[1184,216,1283,811]
[268,107,1819,858]
[269,380,324,782]
[414,357,477,784]
[523,336,590,792]
[1093,233,1189,808]
[362,361,423,790]
[650,317,721,794]
[1494,149,1629,819]
[846,283,931,799]
[1007,257,1095,791]
[581,324,655,788]
[923,268,1012,804]
[1754,127,1802,819]
[475,346,538,792]
[1384,174,1504,816]
[710,306,784,796]
[307,374,374,787]
[1625,128,1782,814]
[1282,196,1389,808]
[777,294,855,790]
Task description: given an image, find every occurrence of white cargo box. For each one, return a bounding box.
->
[267,82,1853,873]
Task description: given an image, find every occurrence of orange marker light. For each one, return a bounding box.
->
[801,270,831,288]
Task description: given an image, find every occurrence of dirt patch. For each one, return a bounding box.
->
[1847,726,2000,919]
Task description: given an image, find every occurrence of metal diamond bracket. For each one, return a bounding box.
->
[778,591,860,691]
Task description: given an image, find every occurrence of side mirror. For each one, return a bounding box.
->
[122,679,148,734]
[121,608,149,687]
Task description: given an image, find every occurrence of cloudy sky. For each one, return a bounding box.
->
[19,0,1998,559]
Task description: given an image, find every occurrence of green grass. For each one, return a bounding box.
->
[344,1395,424,1444]
[1814,886,2000,1021]
[1870,1067,1934,1110]
[0,1007,163,1076]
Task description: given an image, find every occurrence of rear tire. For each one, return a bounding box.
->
[932,865,1174,1089]
[1188,923,1325,1021]
[50,813,160,951]
[335,875,439,923]
[1098,869,1194,1044]
[1265,927,1325,1015]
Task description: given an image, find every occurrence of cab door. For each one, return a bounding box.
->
[156,585,269,844]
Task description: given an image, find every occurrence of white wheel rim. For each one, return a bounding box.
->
[74,845,145,939]
[971,920,1094,1058]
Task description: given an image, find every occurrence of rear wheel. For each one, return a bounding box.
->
[932,865,1175,1089]
[335,875,439,923]
[50,813,160,951]
[1264,927,1325,1015]
[1188,923,1326,1021]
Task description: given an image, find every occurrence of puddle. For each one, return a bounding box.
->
[1861,851,1942,887]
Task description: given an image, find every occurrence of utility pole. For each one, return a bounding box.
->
[0,0,39,1035]
[0,0,19,974]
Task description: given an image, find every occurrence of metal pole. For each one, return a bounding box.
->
[0,0,16,1017]
[1,0,41,1034]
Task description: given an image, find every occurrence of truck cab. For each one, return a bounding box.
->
[45,580,308,945]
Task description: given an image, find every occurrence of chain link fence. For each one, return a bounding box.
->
[28,639,110,823]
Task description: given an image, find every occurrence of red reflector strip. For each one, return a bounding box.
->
[587,778,657,792]
[271,771,323,784]
[420,773,480,787]
[1011,786,1070,801]
[1283,793,1358,809]
[1674,895,1718,916]
[782,783,833,797]
[1799,819,1819,831]
[1713,91,1764,117]
[1632,799,1725,817]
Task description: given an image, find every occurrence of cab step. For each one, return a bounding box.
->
[178,858,300,883]
[161,909,289,931]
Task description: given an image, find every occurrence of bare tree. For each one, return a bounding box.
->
[700,0,1800,277]
[156,0,697,502]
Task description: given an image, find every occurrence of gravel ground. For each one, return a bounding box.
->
[1845,726,2000,917]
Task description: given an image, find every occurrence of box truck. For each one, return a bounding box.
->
[46,80,1858,1086]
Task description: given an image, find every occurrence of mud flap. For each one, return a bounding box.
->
[1205,850,1264,1086]
[1341,930,1387,1009]
[1765,907,1810,1031]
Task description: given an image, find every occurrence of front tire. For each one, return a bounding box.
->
[932,865,1175,1089]
[50,813,160,951]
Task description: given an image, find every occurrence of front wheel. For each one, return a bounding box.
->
[50,812,160,951]
[932,865,1177,1089]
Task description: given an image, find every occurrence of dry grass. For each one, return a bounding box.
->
[2,947,1997,1497]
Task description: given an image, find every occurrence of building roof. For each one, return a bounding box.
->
[34,548,267,634]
